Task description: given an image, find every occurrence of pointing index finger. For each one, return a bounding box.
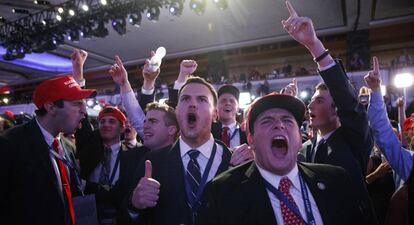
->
[286,1,298,17]
[372,56,379,76]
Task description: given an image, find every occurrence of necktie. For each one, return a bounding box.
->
[99,146,112,185]
[313,138,326,162]
[186,149,201,207]
[279,177,304,225]
[53,139,75,225]
[221,127,230,147]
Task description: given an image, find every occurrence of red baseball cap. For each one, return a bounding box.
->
[403,114,414,133]
[98,106,127,125]
[32,76,96,109]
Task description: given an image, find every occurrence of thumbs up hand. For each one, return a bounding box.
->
[131,160,161,209]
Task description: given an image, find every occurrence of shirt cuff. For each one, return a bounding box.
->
[318,61,336,71]
[141,88,154,95]
[174,80,185,90]
[77,79,86,87]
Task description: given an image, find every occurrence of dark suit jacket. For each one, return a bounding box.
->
[0,119,73,225]
[196,162,376,225]
[76,119,149,211]
[211,121,247,147]
[121,139,232,225]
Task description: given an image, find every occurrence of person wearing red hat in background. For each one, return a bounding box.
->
[402,114,414,147]
[0,75,96,225]
[196,91,373,225]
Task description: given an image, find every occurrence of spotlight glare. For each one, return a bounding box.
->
[190,0,206,15]
[41,20,46,25]
[146,7,160,22]
[56,14,62,21]
[68,9,75,16]
[300,90,308,99]
[3,98,9,104]
[57,7,64,14]
[100,0,107,5]
[128,13,141,27]
[82,4,89,11]
[394,73,414,88]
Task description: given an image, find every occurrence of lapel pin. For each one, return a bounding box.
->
[317,182,326,190]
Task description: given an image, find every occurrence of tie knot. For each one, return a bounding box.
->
[279,177,292,193]
[188,149,200,160]
[223,126,229,132]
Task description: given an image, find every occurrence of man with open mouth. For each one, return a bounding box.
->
[125,76,232,225]
[196,91,376,225]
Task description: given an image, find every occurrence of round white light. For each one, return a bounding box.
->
[300,90,308,99]
[57,7,64,14]
[82,4,89,11]
[100,0,107,5]
[56,14,62,21]
[3,98,9,104]
[86,99,94,107]
[68,9,75,16]
[394,73,414,88]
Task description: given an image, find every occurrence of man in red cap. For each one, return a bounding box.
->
[0,75,96,225]
[76,105,147,224]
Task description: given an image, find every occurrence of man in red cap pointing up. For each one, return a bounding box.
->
[0,75,96,225]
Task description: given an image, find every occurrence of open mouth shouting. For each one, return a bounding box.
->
[271,135,288,158]
[187,112,198,128]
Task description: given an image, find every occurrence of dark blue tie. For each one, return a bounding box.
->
[99,146,112,185]
[186,149,201,208]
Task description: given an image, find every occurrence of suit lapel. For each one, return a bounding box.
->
[27,119,64,202]
[216,141,231,175]
[242,163,277,225]
[298,163,333,225]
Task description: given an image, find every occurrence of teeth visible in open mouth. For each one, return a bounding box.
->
[272,136,287,148]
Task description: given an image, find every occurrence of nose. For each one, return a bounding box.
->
[143,120,150,129]
[308,101,314,110]
[272,118,285,130]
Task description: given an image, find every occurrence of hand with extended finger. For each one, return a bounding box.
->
[71,49,88,83]
[364,56,381,91]
[131,160,161,209]
[230,144,254,166]
[281,1,318,48]
[281,78,298,97]
[109,55,129,86]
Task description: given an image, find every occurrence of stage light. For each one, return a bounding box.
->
[67,30,79,42]
[213,0,227,10]
[34,0,50,5]
[57,7,64,14]
[93,21,109,38]
[112,17,126,35]
[394,73,414,88]
[146,7,160,22]
[41,20,46,26]
[68,9,75,16]
[56,14,62,21]
[86,99,95,107]
[100,0,108,6]
[82,4,89,12]
[128,13,141,27]
[3,98,9,104]
[12,8,30,14]
[168,0,183,16]
[190,0,206,15]
[300,90,308,99]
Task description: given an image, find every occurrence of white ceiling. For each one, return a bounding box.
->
[0,0,414,86]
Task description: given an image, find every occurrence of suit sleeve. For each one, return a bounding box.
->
[319,61,373,174]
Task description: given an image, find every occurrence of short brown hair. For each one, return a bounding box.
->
[178,76,218,106]
[314,82,336,108]
[145,102,179,129]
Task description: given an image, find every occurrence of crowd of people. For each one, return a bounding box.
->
[1,2,413,225]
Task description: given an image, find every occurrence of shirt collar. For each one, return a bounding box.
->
[256,162,301,192]
[317,129,336,143]
[35,117,55,147]
[105,142,121,156]
[180,135,215,158]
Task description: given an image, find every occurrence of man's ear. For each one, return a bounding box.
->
[168,125,178,137]
[120,122,126,133]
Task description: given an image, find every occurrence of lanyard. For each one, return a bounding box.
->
[108,152,121,185]
[49,147,84,195]
[227,124,239,144]
[184,143,217,209]
[263,175,315,225]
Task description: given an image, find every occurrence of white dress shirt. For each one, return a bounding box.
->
[256,163,324,225]
[36,118,63,194]
[179,135,223,182]
[120,90,146,139]
[222,121,241,149]
[89,142,121,185]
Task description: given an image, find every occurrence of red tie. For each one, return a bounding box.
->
[221,127,230,147]
[279,177,304,225]
[53,139,75,225]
